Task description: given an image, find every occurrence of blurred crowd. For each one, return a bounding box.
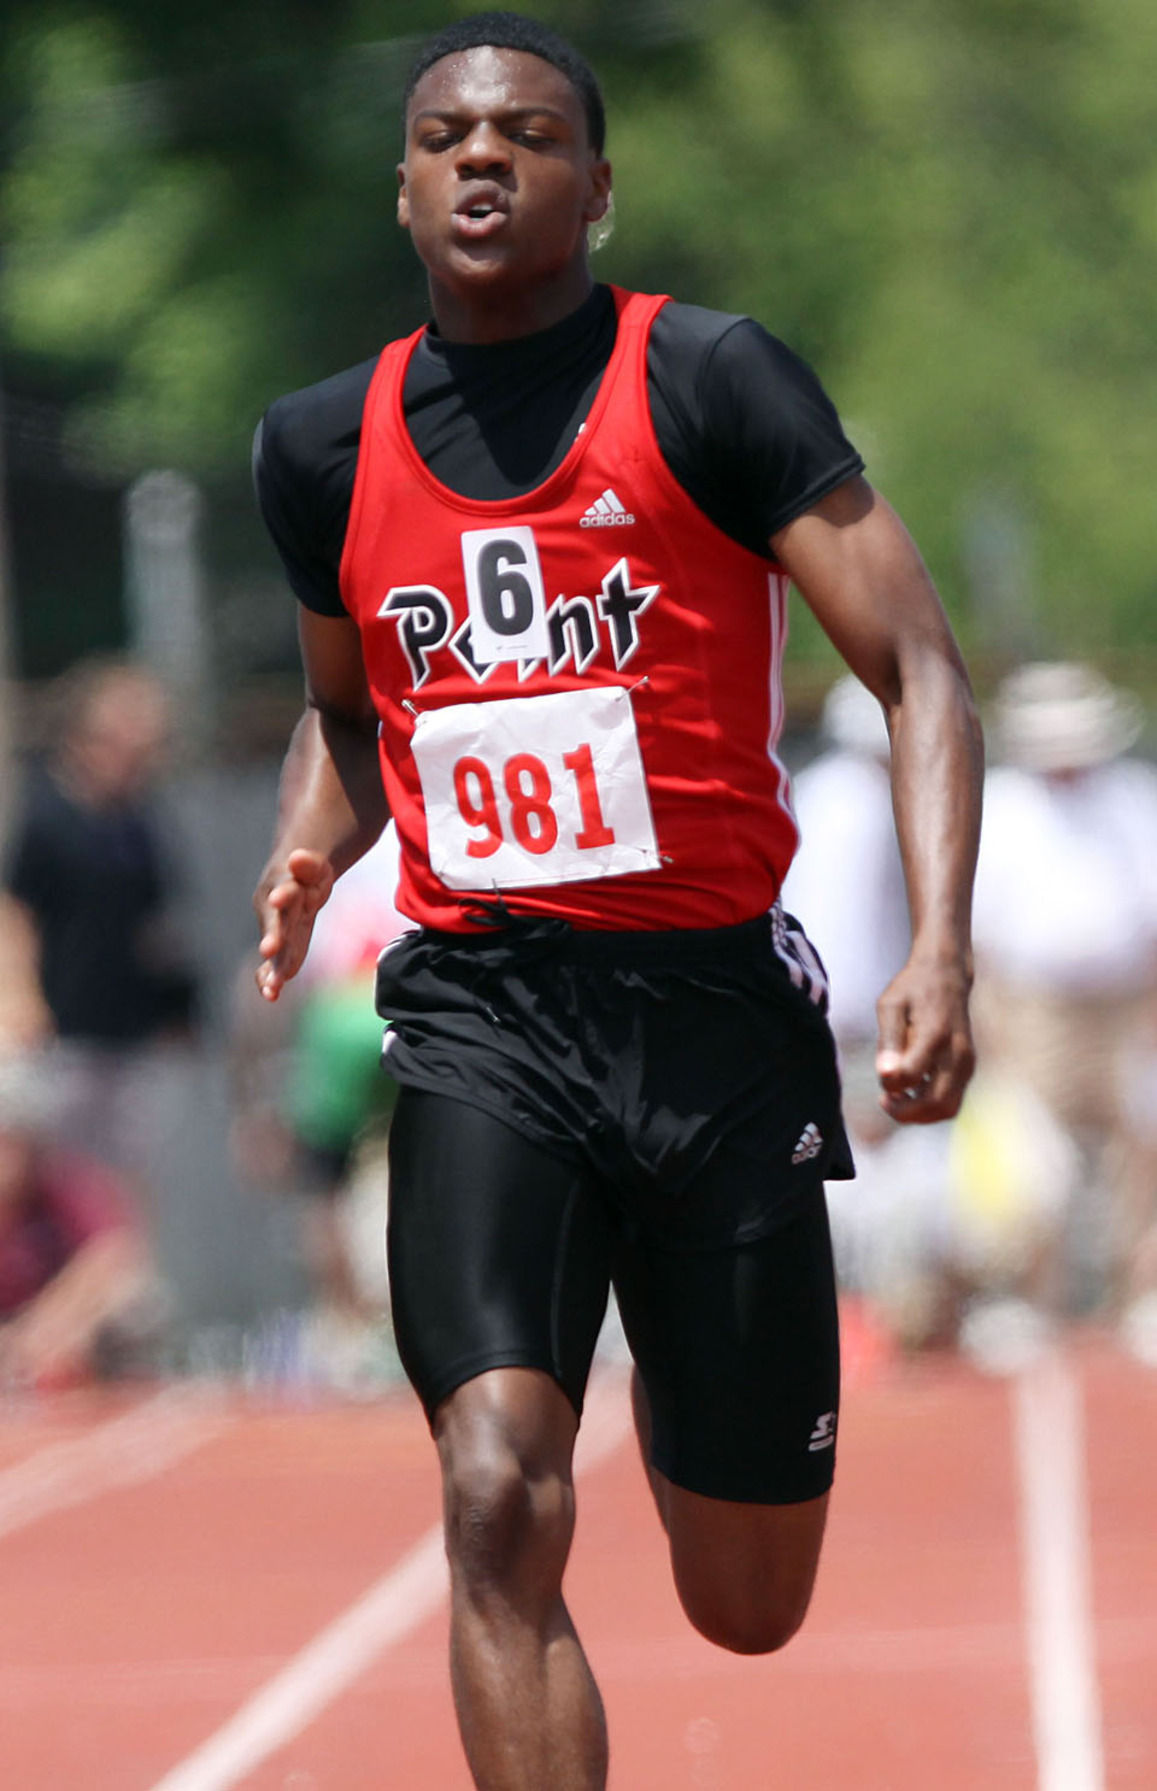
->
[0,658,195,1390]
[785,661,1157,1373]
[227,823,406,1388]
[1,650,1154,1395]
[0,655,401,1395]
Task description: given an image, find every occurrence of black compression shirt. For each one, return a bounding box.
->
[255,284,863,618]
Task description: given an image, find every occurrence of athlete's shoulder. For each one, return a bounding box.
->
[258,357,379,480]
[648,298,750,356]
[652,295,806,352]
[647,299,835,409]
[254,358,382,617]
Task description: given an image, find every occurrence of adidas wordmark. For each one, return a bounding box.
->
[580,488,636,528]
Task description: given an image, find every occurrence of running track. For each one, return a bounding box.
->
[2,1331,1153,1789]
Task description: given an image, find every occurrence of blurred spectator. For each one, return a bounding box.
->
[943,1069,1080,1371]
[816,1069,1080,1372]
[781,674,909,1050]
[972,662,1157,1353]
[1118,1012,1157,1364]
[230,826,406,1386]
[781,679,933,1343]
[783,674,1084,1371]
[0,1054,161,1392]
[0,893,52,1051]
[0,657,201,1186]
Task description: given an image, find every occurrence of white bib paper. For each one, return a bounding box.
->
[413,686,660,890]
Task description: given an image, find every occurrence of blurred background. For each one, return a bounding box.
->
[0,0,1154,1386]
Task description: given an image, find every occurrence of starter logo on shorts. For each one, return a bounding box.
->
[580,488,636,528]
[808,1411,837,1453]
[792,1122,824,1164]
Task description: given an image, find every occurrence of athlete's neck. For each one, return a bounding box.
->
[426,263,596,345]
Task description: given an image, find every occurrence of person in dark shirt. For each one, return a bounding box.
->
[252,14,983,1788]
[5,658,197,1044]
[2,657,200,1178]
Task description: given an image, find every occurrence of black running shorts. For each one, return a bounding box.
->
[387,1088,842,1506]
[377,911,850,1502]
[375,910,853,1251]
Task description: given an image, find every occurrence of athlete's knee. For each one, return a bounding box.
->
[436,1387,576,1600]
[443,1435,574,1597]
[677,1574,817,1656]
[667,1494,828,1657]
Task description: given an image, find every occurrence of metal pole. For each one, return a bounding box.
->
[123,468,212,753]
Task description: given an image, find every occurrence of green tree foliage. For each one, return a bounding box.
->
[2,0,1154,668]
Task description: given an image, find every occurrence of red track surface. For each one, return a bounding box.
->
[2,1331,1154,1789]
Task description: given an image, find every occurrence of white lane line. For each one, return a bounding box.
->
[1013,1349,1105,1791]
[149,1525,450,1791]
[0,1387,231,1543]
[149,1367,634,1791]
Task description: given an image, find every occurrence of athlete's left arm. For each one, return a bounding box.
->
[771,474,983,1125]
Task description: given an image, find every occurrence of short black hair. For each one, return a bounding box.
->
[402,11,606,154]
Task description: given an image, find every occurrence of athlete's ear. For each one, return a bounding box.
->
[583,156,613,226]
[397,163,410,232]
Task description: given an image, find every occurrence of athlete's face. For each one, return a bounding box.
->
[398,46,611,340]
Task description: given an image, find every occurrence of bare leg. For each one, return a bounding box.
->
[435,1367,608,1791]
[631,1366,828,1654]
[663,1478,829,1653]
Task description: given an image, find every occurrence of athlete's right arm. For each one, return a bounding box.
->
[254,610,389,1002]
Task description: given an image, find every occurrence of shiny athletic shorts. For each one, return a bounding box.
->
[377,911,852,1504]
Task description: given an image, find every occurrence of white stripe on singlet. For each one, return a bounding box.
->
[765,570,802,864]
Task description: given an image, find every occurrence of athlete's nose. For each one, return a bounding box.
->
[455,121,513,179]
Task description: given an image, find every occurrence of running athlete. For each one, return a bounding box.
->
[253,14,982,1788]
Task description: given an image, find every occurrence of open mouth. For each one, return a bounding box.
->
[453,186,510,237]
[453,201,509,242]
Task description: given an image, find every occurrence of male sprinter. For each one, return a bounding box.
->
[253,14,982,1787]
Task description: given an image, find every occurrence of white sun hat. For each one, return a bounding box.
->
[993,661,1143,772]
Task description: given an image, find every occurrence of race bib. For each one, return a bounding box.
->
[412,686,660,890]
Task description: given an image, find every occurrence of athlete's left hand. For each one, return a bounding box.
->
[874,950,975,1124]
[254,847,336,1003]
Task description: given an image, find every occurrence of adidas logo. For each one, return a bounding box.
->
[792,1122,823,1165]
[580,488,636,528]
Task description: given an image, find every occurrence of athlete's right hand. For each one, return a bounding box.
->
[253,849,335,1002]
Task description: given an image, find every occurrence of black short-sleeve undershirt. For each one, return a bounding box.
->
[254,285,863,618]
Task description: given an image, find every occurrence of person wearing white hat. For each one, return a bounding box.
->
[971,661,1157,1348]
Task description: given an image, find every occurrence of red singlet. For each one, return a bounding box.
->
[339,287,799,932]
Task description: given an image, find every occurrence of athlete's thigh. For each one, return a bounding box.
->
[613,1187,841,1506]
[387,1088,615,1423]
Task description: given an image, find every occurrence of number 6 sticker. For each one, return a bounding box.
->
[412,686,661,889]
[461,526,550,664]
